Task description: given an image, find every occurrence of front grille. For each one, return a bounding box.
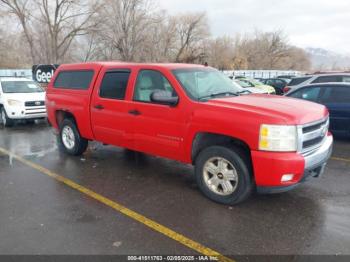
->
[24,106,46,115]
[303,136,324,149]
[302,119,328,133]
[299,117,329,153]
[25,101,45,107]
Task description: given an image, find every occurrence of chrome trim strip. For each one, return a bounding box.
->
[302,117,328,129]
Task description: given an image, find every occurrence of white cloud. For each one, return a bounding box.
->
[158,0,350,53]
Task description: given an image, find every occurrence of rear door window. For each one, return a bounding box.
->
[288,77,312,86]
[341,76,350,83]
[54,71,94,89]
[99,70,131,100]
[320,86,350,103]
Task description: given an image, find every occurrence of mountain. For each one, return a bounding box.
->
[305,47,350,71]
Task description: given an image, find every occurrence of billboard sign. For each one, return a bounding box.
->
[32,64,60,83]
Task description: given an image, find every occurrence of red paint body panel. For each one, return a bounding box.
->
[46,62,330,188]
[251,150,305,186]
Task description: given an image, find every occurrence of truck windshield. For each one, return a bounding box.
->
[1,81,44,93]
[173,68,241,101]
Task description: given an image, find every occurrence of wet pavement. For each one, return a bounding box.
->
[0,122,350,256]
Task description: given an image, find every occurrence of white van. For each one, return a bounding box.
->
[0,77,47,127]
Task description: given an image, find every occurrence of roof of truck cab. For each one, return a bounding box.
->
[58,62,207,70]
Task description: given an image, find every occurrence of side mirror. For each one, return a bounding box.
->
[150,90,179,106]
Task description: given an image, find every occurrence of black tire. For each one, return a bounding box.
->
[194,146,253,205]
[1,107,14,127]
[58,118,88,156]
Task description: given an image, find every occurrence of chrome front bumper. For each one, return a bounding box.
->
[303,134,333,171]
[257,135,333,194]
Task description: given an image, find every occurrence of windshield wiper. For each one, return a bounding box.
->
[199,92,239,101]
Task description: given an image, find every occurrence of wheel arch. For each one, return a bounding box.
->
[55,110,77,127]
[191,132,252,165]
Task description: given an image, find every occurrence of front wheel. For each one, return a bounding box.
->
[58,119,88,156]
[1,107,14,127]
[195,146,253,205]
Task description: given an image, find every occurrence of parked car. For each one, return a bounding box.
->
[260,78,289,95]
[227,75,266,94]
[46,62,332,205]
[277,75,295,79]
[233,76,246,80]
[279,78,292,85]
[286,82,350,137]
[0,77,47,127]
[232,79,268,94]
[236,78,276,94]
[284,73,350,94]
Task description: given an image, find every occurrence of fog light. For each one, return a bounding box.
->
[281,174,294,182]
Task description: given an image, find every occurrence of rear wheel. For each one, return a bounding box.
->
[58,119,88,156]
[195,146,253,205]
[1,107,14,127]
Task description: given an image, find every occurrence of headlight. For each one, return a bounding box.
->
[7,99,22,106]
[259,124,297,152]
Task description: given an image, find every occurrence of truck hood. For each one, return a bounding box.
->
[208,94,328,125]
[2,92,46,103]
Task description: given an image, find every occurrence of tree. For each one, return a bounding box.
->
[97,0,160,61]
[1,0,101,63]
[172,12,209,63]
[0,2,310,70]
[0,27,30,68]
[206,36,235,70]
[0,0,36,62]
[232,30,310,70]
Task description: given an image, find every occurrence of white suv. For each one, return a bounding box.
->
[284,73,350,94]
[0,77,47,127]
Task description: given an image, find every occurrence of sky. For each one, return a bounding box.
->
[159,0,350,54]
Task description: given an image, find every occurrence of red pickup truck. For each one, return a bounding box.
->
[46,62,333,205]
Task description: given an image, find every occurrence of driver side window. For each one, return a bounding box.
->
[133,70,177,103]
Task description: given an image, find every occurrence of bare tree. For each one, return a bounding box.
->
[232,30,310,70]
[1,0,101,63]
[97,0,160,61]
[172,12,209,63]
[37,0,102,63]
[281,47,311,71]
[206,36,235,70]
[0,0,36,62]
[0,28,28,68]
[0,2,310,70]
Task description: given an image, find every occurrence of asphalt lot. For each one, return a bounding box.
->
[0,122,349,258]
